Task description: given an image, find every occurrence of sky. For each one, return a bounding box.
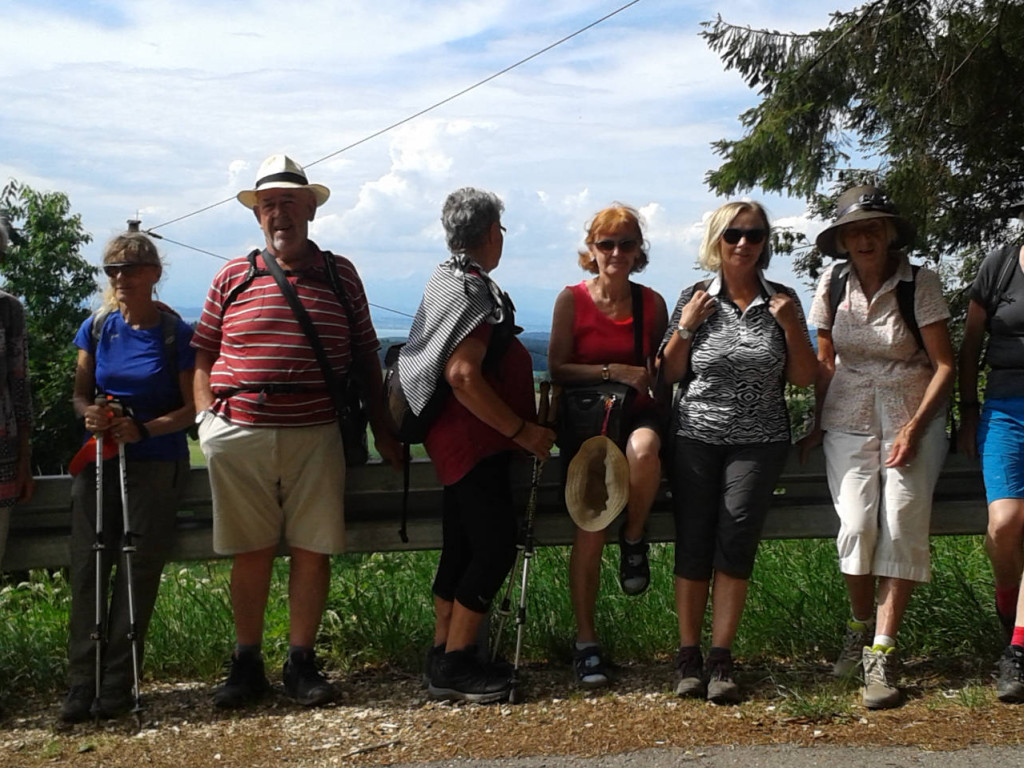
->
[0,0,862,331]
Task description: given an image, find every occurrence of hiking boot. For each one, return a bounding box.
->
[705,649,741,705]
[427,648,511,704]
[573,645,610,690]
[618,527,650,596]
[674,646,705,698]
[283,649,335,707]
[833,619,874,677]
[96,686,135,719]
[422,643,445,688]
[996,644,1024,704]
[212,651,271,709]
[59,684,95,724]
[862,646,901,709]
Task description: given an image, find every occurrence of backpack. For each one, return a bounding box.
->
[382,344,449,444]
[827,262,923,352]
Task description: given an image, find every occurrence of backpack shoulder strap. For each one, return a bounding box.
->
[159,310,181,397]
[827,262,848,329]
[220,249,264,317]
[630,281,645,365]
[988,244,1019,319]
[896,265,924,352]
[89,307,115,353]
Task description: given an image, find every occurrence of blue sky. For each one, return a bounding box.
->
[0,0,859,330]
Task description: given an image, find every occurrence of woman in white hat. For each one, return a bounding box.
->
[548,204,668,689]
[660,200,816,704]
[61,232,196,722]
[802,185,953,709]
[957,200,1024,704]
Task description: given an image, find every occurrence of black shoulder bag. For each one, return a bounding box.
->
[261,249,369,467]
[557,282,645,458]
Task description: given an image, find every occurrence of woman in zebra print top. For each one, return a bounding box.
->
[659,201,817,704]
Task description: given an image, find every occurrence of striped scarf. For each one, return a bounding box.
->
[398,254,509,415]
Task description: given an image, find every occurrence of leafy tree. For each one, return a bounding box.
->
[701,0,1024,311]
[1,181,97,474]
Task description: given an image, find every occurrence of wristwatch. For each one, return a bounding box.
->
[677,325,695,340]
[601,364,610,382]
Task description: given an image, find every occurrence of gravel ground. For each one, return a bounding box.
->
[2,659,1022,767]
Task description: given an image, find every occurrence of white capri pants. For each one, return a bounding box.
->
[823,413,947,583]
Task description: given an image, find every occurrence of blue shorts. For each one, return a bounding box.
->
[978,397,1024,504]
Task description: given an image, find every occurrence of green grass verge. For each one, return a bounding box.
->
[0,536,1004,707]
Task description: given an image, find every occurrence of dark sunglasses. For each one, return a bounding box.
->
[103,263,149,278]
[594,238,640,254]
[722,228,766,245]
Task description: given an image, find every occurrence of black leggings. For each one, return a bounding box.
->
[432,452,518,614]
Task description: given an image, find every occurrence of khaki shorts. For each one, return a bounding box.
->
[199,414,346,555]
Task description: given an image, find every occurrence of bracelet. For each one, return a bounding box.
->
[133,418,151,440]
[508,419,526,440]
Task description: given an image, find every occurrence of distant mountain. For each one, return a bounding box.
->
[375,330,550,371]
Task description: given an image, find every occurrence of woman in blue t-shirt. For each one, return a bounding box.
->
[60,232,196,723]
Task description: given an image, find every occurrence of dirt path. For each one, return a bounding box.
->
[2,660,1022,767]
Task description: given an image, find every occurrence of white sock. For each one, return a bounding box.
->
[872,634,896,649]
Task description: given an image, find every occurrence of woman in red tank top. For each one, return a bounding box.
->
[548,205,668,689]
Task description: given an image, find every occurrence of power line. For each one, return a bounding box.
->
[148,0,642,232]
[149,230,417,319]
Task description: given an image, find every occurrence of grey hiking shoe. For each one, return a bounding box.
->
[833,619,874,677]
[212,651,271,709]
[674,646,705,698]
[862,646,901,709]
[997,644,1024,704]
[705,649,741,705]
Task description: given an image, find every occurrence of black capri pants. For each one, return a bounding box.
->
[432,451,518,614]
[671,437,789,581]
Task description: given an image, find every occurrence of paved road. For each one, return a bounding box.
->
[390,745,1024,768]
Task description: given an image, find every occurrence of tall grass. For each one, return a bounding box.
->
[0,536,1003,707]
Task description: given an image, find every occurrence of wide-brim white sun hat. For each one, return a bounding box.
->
[236,154,330,209]
[564,435,630,532]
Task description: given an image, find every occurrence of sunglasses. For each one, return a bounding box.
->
[722,228,767,245]
[103,263,150,278]
[594,238,640,254]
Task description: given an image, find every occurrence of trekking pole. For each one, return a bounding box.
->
[492,381,551,660]
[91,395,110,723]
[109,399,144,724]
[506,381,551,705]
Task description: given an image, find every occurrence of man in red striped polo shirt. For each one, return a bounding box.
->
[192,155,401,709]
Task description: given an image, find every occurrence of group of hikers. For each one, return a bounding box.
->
[0,155,1021,721]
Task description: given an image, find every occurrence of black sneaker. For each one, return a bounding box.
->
[283,649,335,707]
[427,648,511,704]
[706,648,741,705]
[212,651,271,709]
[59,684,95,724]
[422,643,445,688]
[618,527,650,596]
[573,645,610,689]
[997,644,1024,704]
[674,646,705,698]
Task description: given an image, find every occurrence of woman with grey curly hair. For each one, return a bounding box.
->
[399,187,555,703]
[0,214,34,579]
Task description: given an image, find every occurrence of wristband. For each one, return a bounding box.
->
[509,419,526,440]
[133,418,151,440]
